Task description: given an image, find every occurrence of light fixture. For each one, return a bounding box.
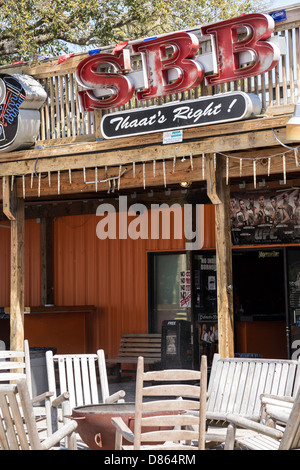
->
[180,181,191,188]
[286,103,300,141]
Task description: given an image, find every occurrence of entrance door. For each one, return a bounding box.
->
[286,249,300,360]
[148,252,190,333]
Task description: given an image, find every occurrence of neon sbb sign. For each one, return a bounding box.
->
[76,13,281,111]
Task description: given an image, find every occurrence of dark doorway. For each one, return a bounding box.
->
[233,249,287,359]
[233,249,285,321]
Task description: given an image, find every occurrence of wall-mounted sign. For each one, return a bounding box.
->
[0,74,47,153]
[76,13,283,112]
[101,92,261,139]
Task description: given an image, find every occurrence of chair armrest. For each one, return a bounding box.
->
[260,394,294,404]
[52,392,70,408]
[111,417,134,443]
[41,420,78,450]
[226,413,284,440]
[260,394,293,425]
[105,390,126,404]
[261,395,294,407]
[31,391,54,405]
[263,404,291,424]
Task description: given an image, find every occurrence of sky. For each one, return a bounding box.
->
[269,0,299,9]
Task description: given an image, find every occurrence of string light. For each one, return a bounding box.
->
[226,157,229,185]
[143,162,146,189]
[118,165,122,190]
[7,142,300,200]
[22,175,25,199]
[295,148,299,167]
[58,170,60,194]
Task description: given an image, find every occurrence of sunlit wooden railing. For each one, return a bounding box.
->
[1,5,299,145]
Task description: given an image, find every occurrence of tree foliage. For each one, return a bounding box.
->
[0,0,265,64]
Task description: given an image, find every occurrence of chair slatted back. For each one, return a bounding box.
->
[132,355,207,450]
[0,340,32,399]
[46,349,112,410]
[207,355,300,420]
[0,380,42,450]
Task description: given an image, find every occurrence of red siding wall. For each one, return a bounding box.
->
[0,205,216,357]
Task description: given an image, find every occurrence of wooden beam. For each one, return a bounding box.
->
[0,122,290,178]
[2,158,201,199]
[10,195,25,351]
[2,176,17,220]
[207,154,234,358]
[41,218,54,305]
[206,153,222,204]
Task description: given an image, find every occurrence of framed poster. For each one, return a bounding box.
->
[230,189,300,245]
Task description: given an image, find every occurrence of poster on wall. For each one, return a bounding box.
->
[180,270,191,308]
[194,255,218,367]
[230,189,300,245]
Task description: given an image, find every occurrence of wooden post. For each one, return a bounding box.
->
[206,154,234,358]
[41,217,54,305]
[10,193,25,351]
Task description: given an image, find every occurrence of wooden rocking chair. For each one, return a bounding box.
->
[111,355,207,450]
[46,349,125,448]
[224,386,300,450]
[0,378,78,450]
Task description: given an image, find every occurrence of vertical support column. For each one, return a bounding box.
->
[206,154,234,358]
[41,217,54,305]
[10,193,25,351]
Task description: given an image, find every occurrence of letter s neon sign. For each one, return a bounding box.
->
[76,49,134,111]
